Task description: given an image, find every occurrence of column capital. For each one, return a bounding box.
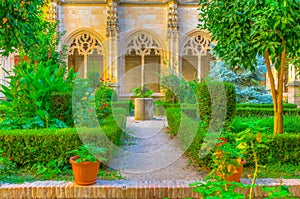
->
[106,0,119,38]
[167,3,179,39]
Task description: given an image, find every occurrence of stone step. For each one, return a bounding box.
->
[1,179,300,199]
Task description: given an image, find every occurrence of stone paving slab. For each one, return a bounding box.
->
[108,116,205,180]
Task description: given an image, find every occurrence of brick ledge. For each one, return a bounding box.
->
[1,179,300,199]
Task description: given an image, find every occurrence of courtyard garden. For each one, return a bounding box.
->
[1,0,300,198]
[0,69,300,197]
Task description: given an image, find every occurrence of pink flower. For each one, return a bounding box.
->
[103,103,107,107]
[9,157,13,161]
[100,78,104,82]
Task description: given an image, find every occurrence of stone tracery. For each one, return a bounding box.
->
[181,35,210,56]
[126,33,161,56]
[68,33,104,56]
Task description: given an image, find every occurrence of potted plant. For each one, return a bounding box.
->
[213,137,246,182]
[68,144,107,185]
[132,86,153,120]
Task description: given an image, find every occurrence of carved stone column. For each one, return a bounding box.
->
[106,0,119,84]
[167,1,179,73]
[287,64,300,107]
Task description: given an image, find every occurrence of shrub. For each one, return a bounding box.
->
[230,116,300,134]
[95,83,116,119]
[166,108,182,136]
[165,88,178,103]
[0,116,67,130]
[209,56,273,104]
[0,116,125,168]
[238,133,300,166]
[235,107,300,117]
[50,92,73,126]
[236,103,298,109]
[161,74,197,104]
[165,112,300,168]
[181,107,198,119]
[196,81,236,124]
[111,101,134,116]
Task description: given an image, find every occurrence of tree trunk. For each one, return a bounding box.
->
[264,49,285,134]
[274,100,284,134]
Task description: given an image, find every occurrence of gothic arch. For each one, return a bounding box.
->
[122,28,166,56]
[179,30,211,81]
[120,29,165,94]
[180,29,211,56]
[65,29,106,78]
[65,29,106,57]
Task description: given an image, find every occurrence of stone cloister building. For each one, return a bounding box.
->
[0,0,299,104]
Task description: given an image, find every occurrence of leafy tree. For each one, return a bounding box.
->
[199,0,300,134]
[209,56,273,104]
[0,20,77,128]
[0,0,49,56]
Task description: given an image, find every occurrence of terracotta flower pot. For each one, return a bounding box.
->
[69,156,100,185]
[217,159,246,182]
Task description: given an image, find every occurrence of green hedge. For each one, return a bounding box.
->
[50,92,73,126]
[166,108,182,136]
[181,107,198,119]
[236,107,300,117]
[196,81,236,124]
[112,101,134,116]
[230,116,300,134]
[165,88,179,103]
[237,103,298,109]
[154,101,198,117]
[0,116,125,168]
[0,104,7,117]
[166,109,300,168]
[222,132,300,167]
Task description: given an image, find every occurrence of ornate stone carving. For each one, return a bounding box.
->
[68,33,104,56]
[126,33,161,56]
[167,6,179,39]
[106,2,118,37]
[182,35,210,56]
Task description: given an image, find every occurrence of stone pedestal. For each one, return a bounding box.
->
[134,98,153,120]
[287,81,300,107]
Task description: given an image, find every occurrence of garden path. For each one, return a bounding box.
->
[108,116,207,180]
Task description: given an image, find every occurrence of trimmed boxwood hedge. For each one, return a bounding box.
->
[0,116,125,168]
[236,107,300,117]
[166,108,182,137]
[236,103,298,109]
[196,81,236,124]
[112,100,134,116]
[166,109,300,168]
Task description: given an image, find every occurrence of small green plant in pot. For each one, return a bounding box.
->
[132,86,153,98]
[132,86,154,120]
[68,144,107,185]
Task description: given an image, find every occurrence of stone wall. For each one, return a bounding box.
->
[59,4,108,43]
